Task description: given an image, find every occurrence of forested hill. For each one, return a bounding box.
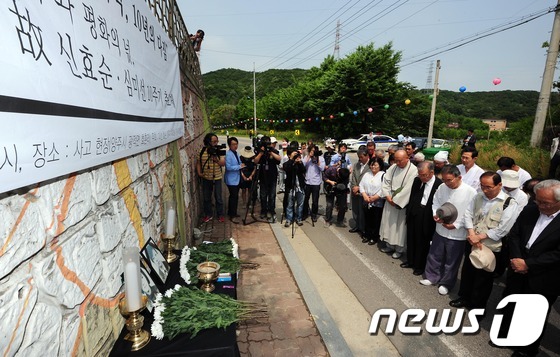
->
[203,68,307,112]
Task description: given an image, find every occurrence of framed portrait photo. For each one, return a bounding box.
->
[140,238,170,285]
[140,266,159,312]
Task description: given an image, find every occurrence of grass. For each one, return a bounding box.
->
[448,141,549,178]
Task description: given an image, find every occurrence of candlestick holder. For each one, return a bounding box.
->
[161,234,178,263]
[119,295,151,351]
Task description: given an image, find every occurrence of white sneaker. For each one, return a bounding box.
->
[419,279,433,286]
[391,252,402,259]
[438,285,449,295]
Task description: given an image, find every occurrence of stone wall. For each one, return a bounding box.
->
[0,4,207,356]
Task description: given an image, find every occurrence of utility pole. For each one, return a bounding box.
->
[253,62,257,137]
[427,60,441,149]
[531,1,560,147]
[333,20,340,59]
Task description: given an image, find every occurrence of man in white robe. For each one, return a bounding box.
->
[379,149,418,259]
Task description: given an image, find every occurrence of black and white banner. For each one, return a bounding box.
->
[0,0,184,193]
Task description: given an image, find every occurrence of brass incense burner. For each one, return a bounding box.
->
[196,261,220,292]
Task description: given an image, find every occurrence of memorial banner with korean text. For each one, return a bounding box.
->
[0,0,184,194]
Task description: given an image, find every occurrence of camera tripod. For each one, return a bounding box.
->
[242,163,261,225]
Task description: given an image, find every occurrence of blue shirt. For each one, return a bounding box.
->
[224,150,243,186]
[330,153,352,169]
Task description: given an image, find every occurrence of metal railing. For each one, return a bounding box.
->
[146,0,205,100]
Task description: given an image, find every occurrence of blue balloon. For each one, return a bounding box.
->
[353,111,358,116]
[459,86,467,93]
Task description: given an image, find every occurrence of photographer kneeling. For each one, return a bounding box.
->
[196,133,226,223]
[283,150,306,226]
[254,135,281,222]
[302,144,326,222]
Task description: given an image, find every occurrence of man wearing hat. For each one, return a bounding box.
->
[449,172,518,311]
[433,150,449,179]
[421,165,477,295]
[254,135,281,222]
[496,179,560,357]
[496,156,532,187]
[501,169,529,215]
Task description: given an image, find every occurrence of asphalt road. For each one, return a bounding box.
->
[221,135,560,357]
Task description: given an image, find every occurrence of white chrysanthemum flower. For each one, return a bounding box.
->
[165,289,174,298]
[174,284,181,291]
[151,298,166,339]
[151,321,164,340]
[179,246,192,284]
[230,238,239,258]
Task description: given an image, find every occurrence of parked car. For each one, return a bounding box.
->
[411,137,449,150]
[340,134,398,152]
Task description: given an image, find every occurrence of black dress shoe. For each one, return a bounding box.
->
[349,227,359,233]
[400,262,412,269]
[362,237,369,243]
[413,269,423,276]
[368,240,377,245]
[449,298,469,308]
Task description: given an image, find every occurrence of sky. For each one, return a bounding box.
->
[178,0,556,92]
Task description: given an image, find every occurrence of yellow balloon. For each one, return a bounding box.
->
[405,99,411,105]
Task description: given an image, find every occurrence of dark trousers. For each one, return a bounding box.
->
[325,192,347,223]
[549,153,560,179]
[303,184,321,218]
[406,213,433,272]
[259,175,277,216]
[202,178,224,217]
[457,244,501,309]
[351,194,365,232]
[364,205,383,242]
[501,270,558,355]
[227,185,240,218]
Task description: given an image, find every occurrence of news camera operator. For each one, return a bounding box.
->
[301,144,326,222]
[254,135,281,222]
[323,164,350,227]
[283,149,306,226]
[196,133,226,223]
[330,143,352,170]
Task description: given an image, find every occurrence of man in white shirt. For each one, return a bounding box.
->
[449,172,518,311]
[501,169,529,215]
[496,156,532,187]
[457,147,485,192]
[421,165,477,295]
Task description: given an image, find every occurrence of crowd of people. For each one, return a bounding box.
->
[197,132,560,357]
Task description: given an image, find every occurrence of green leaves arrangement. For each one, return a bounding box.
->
[186,250,241,285]
[197,239,237,257]
[155,286,266,339]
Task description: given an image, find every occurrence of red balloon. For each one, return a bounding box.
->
[329,115,334,119]
[368,108,373,113]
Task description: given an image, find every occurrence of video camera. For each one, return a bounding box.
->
[326,168,350,195]
[207,143,227,156]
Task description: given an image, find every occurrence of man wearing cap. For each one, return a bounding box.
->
[402,161,443,276]
[501,169,529,215]
[421,165,477,295]
[433,151,449,178]
[496,156,532,187]
[457,147,485,191]
[450,172,518,311]
[496,179,560,357]
[378,149,418,259]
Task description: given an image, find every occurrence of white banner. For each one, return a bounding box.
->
[0,0,184,194]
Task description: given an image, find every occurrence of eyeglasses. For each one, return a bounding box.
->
[480,185,496,190]
[418,172,431,178]
[442,177,457,184]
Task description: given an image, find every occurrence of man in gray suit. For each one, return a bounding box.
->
[349,148,370,236]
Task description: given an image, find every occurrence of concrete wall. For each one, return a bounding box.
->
[0,10,208,357]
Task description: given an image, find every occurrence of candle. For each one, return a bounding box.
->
[165,207,176,236]
[123,247,142,312]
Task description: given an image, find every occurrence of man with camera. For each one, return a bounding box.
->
[197,133,226,223]
[254,135,281,222]
[323,164,350,227]
[330,143,352,170]
[283,149,306,226]
[302,144,326,222]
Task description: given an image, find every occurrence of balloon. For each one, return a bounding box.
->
[459,86,467,92]
[368,107,373,113]
[329,115,334,119]
[340,113,344,117]
[493,78,501,85]
[353,110,358,116]
[295,119,299,123]
[429,94,434,99]
[405,99,411,105]
[290,120,293,123]
[384,104,389,109]
[308,118,311,122]
[316,117,319,121]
